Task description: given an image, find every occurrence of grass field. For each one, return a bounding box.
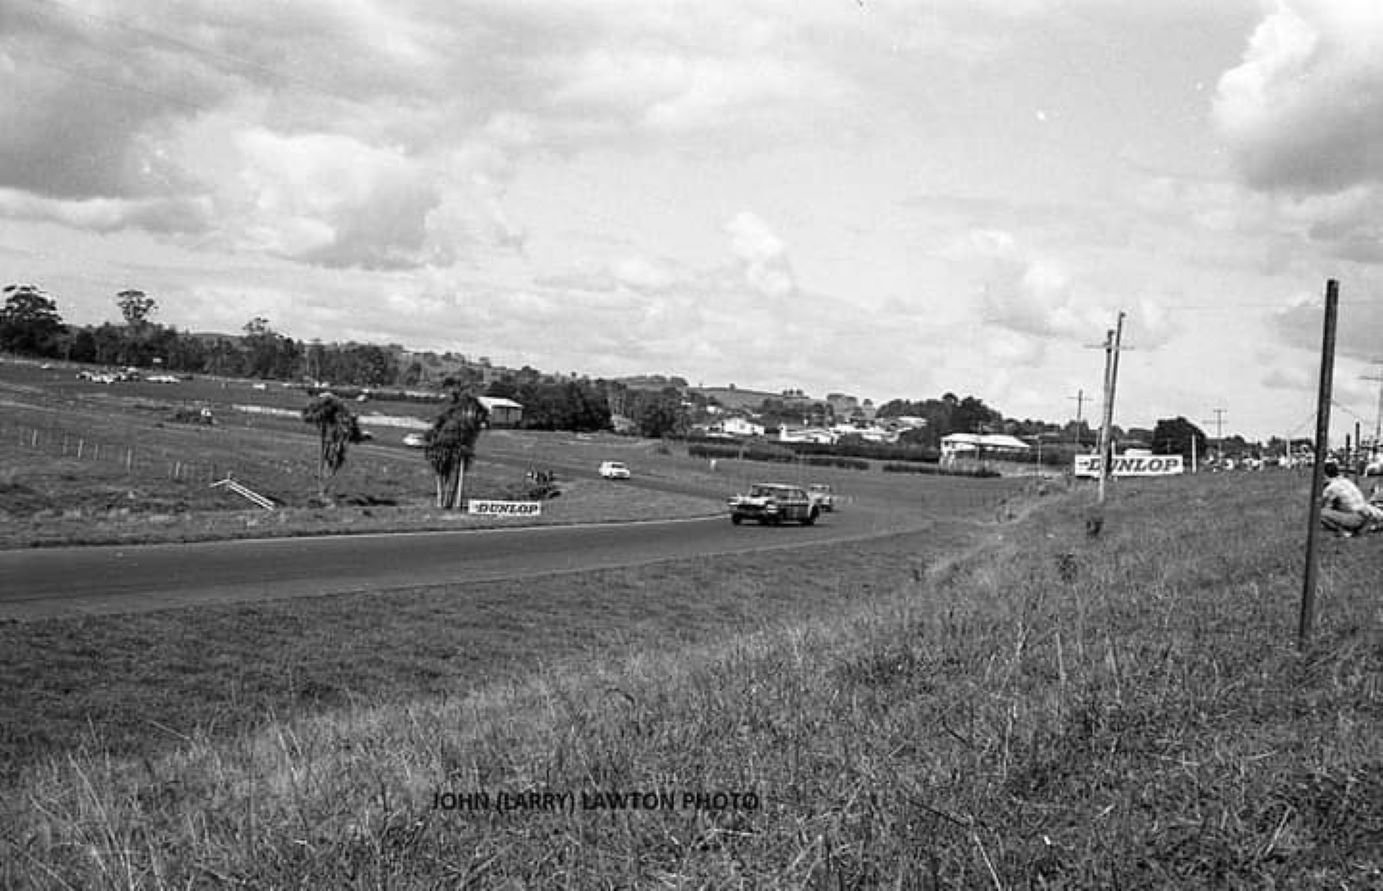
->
[4,469,1382,886]
[0,365,725,548]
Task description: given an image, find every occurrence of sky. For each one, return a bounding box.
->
[3,0,1383,442]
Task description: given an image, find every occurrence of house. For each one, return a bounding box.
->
[477,396,523,427]
[779,426,838,445]
[715,416,766,438]
[940,433,1031,461]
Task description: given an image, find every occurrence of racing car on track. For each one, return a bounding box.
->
[728,483,820,526]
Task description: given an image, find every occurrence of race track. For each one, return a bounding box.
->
[0,468,994,620]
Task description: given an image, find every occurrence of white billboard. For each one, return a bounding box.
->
[1073,454,1184,478]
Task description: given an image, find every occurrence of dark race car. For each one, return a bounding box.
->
[728,483,820,526]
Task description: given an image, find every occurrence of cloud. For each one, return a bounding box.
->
[206,129,440,269]
[725,211,796,298]
[1214,0,1383,193]
[0,188,212,234]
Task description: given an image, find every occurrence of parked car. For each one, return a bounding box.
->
[728,483,820,526]
[403,432,427,448]
[599,461,631,480]
[807,483,836,512]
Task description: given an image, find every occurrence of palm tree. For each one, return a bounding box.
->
[301,394,363,500]
[426,394,489,509]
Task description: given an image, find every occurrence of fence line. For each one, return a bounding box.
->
[7,422,224,485]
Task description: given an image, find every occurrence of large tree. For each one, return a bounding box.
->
[116,289,157,327]
[631,387,689,438]
[1151,416,1208,462]
[1,284,65,357]
[302,394,364,499]
[425,394,488,509]
[114,289,158,365]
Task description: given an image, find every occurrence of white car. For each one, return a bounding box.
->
[599,461,631,480]
[403,432,427,448]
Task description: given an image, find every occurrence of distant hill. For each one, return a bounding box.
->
[691,386,817,411]
[614,374,689,391]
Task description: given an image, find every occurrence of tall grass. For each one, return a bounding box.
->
[4,471,1381,887]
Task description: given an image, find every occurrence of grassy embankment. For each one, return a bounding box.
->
[4,470,1381,886]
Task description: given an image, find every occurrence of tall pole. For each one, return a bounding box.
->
[1300,279,1340,649]
[1097,312,1126,504]
[1362,361,1383,456]
[1204,408,1227,465]
[1096,329,1114,503]
[1069,388,1088,447]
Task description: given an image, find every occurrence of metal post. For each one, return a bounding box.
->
[1300,279,1339,648]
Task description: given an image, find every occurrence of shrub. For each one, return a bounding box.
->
[882,462,999,478]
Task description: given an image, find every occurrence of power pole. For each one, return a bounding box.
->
[1068,388,1089,447]
[1203,408,1227,464]
[1361,361,1383,457]
[1094,311,1126,504]
[1301,279,1339,649]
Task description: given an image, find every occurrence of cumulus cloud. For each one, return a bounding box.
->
[959,229,1095,343]
[1213,0,1383,193]
[207,129,439,269]
[725,211,796,298]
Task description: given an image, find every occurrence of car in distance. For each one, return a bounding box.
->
[402,432,427,448]
[599,460,631,480]
[807,483,835,512]
[728,483,820,526]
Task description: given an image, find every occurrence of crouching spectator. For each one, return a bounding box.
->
[1320,460,1378,537]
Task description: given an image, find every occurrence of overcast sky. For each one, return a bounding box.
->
[4,0,1383,440]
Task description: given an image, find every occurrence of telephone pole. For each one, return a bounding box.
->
[1203,408,1227,465]
[1361,361,1383,457]
[1092,311,1127,504]
[1068,388,1089,447]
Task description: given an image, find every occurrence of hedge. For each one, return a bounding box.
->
[881,462,1000,479]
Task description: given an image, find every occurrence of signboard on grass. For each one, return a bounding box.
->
[1073,454,1184,478]
[467,500,542,516]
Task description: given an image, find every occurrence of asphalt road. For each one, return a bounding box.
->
[0,492,938,621]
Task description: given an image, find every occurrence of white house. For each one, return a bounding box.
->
[779,426,838,445]
[940,433,1031,461]
[716,416,766,438]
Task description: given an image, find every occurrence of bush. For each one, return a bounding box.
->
[803,455,870,471]
[687,442,797,464]
[882,462,999,478]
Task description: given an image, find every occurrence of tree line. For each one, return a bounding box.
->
[2,285,405,385]
[4,283,1225,458]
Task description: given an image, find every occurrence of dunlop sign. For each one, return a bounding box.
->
[467,500,542,516]
[1073,454,1184,478]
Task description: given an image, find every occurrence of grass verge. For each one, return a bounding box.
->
[4,472,1382,886]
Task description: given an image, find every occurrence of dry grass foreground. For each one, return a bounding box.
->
[4,470,1383,887]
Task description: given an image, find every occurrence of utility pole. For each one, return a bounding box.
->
[1095,311,1126,504]
[1203,408,1227,465]
[1361,361,1383,458]
[1068,388,1089,447]
[1300,280,1338,648]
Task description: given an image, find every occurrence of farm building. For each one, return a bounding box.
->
[940,433,1031,461]
[477,396,523,427]
[713,416,766,438]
